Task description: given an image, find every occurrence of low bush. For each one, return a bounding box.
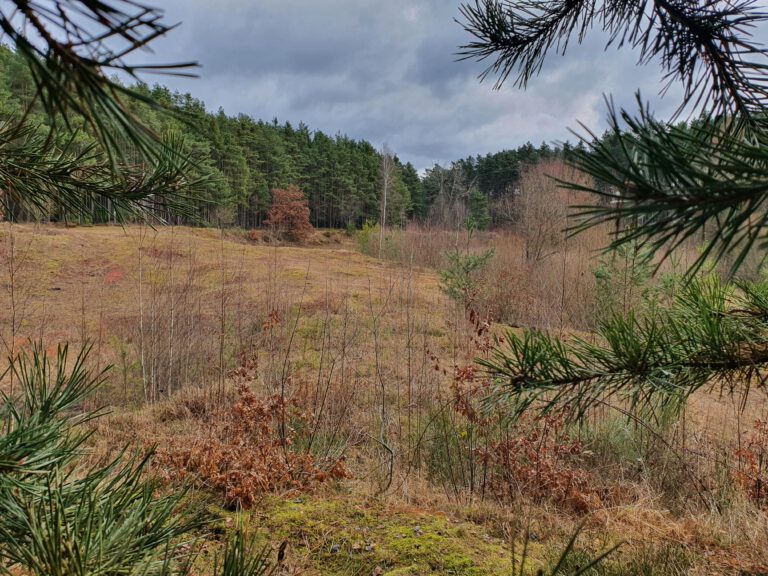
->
[154,361,351,509]
[355,219,379,256]
[419,306,599,511]
[735,417,768,508]
[480,412,596,511]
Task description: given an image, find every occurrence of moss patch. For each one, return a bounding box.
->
[244,496,518,575]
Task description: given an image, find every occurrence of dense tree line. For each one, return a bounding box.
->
[0,45,421,229]
[0,44,583,231]
[421,142,567,228]
[125,85,429,229]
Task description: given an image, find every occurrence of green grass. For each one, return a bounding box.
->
[550,542,692,576]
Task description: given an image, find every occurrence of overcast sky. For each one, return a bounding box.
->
[144,1,764,170]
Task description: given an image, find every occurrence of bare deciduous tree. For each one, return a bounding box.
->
[516,161,592,264]
[379,146,396,257]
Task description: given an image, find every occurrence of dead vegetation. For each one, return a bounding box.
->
[1,216,767,574]
[154,379,351,508]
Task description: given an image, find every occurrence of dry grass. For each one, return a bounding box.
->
[1,221,767,574]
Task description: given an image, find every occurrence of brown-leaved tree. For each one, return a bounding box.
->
[264,185,315,242]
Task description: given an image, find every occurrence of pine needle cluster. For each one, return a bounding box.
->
[458,0,768,417]
[0,1,200,221]
[0,345,277,575]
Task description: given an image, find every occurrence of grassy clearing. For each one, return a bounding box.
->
[1,222,767,575]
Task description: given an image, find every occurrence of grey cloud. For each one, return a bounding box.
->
[145,0,759,170]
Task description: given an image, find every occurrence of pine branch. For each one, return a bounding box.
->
[0,122,204,221]
[457,0,768,118]
[458,1,768,276]
[481,277,768,419]
[0,1,198,165]
[0,344,102,477]
[0,345,207,575]
[562,98,768,275]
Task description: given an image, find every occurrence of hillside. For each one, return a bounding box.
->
[1,223,766,574]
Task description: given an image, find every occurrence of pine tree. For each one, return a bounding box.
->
[466,188,491,231]
[0,4,275,573]
[458,0,768,418]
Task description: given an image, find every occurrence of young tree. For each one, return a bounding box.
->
[424,162,475,229]
[264,185,314,242]
[379,146,396,257]
[457,0,768,417]
[516,161,592,264]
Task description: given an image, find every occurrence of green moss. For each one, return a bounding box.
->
[246,496,517,575]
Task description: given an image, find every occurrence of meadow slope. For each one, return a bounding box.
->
[1,223,766,575]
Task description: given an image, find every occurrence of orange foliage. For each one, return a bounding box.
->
[448,301,597,512]
[735,418,768,508]
[480,412,595,511]
[263,185,314,242]
[154,360,350,509]
[104,267,125,285]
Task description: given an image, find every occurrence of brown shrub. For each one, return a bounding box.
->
[450,361,598,511]
[433,305,599,511]
[480,412,597,512]
[734,417,768,508]
[154,379,350,509]
[264,185,314,243]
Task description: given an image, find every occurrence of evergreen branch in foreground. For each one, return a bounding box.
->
[457,0,768,119]
[0,0,198,165]
[564,98,768,276]
[481,276,768,420]
[0,122,204,222]
[0,344,208,575]
[458,1,768,277]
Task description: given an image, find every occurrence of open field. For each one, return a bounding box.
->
[1,223,767,575]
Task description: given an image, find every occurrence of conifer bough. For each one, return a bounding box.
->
[458,0,768,273]
[0,1,200,221]
[458,0,768,417]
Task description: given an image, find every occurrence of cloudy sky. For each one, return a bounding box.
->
[143,1,755,170]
